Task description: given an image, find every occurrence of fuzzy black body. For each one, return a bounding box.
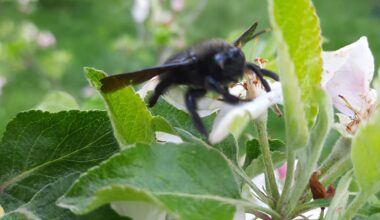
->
[100,22,279,137]
[159,39,245,89]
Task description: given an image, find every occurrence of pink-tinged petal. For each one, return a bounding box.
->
[36,31,56,48]
[277,163,287,181]
[322,37,375,117]
[171,0,184,12]
[233,206,245,220]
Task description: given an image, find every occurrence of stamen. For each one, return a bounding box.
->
[338,95,360,115]
[254,57,268,68]
[338,95,361,133]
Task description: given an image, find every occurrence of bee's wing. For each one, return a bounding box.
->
[233,22,270,48]
[100,60,193,93]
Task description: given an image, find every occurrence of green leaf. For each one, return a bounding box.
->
[57,143,242,220]
[245,151,286,178]
[365,214,380,220]
[35,91,79,112]
[243,139,286,169]
[352,108,380,194]
[150,99,213,137]
[357,203,380,218]
[3,174,79,220]
[151,99,239,163]
[3,173,127,220]
[0,110,119,214]
[85,67,155,147]
[152,116,176,134]
[268,0,323,148]
[81,96,106,111]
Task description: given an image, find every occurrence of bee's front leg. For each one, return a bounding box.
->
[245,63,279,92]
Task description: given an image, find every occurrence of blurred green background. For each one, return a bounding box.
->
[0,0,379,137]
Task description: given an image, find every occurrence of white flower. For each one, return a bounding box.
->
[21,22,38,42]
[0,76,6,96]
[137,77,224,117]
[36,31,56,48]
[137,37,377,142]
[132,0,150,23]
[155,131,183,144]
[209,37,377,142]
[209,82,282,144]
[171,0,184,12]
[137,74,282,144]
[322,37,377,136]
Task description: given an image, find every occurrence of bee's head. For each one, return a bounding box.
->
[214,47,245,82]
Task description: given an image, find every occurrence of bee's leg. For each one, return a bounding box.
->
[206,77,242,104]
[185,88,208,137]
[246,63,279,81]
[245,63,271,92]
[148,79,173,107]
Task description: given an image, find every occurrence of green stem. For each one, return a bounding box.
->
[290,199,330,217]
[276,148,295,210]
[319,137,351,174]
[286,141,324,216]
[320,154,351,186]
[300,141,352,203]
[240,200,281,219]
[319,209,325,220]
[285,93,332,216]
[255,116,280,204]
[342,190,370,219]
[228,160,269,204]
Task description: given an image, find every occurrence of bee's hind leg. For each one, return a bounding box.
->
[148,79,173,107]
[185,88,208,137]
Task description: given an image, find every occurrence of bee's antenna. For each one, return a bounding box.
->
[233,23,272,48]
[233,22,258,48]
[250,28,271,40]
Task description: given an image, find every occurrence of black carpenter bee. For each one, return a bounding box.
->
[100,22,279,137]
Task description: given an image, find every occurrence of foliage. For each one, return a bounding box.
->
[1,0,380,220]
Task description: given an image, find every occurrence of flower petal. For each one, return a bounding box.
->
[334,113,354,138]
[155,131,183,144]
[111,201,166,220]
[163,87,223,117]
[137,77,160,99]
[132,0,150,23]
[209,82,282,144]
[137,77,223,117]
[322,37,375,117]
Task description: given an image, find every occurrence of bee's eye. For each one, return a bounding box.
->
[232,48,240,57]
[227,48,241,59]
